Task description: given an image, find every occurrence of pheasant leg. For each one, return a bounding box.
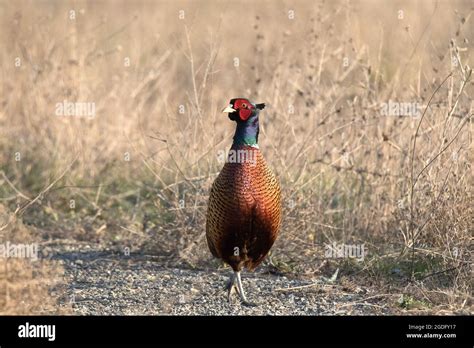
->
[224,273,237,303]
[235,271,257,307]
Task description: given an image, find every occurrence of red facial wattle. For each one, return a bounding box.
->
[233,99,253,121]
[239,108,252,121]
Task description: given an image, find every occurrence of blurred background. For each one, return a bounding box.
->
[0,0,472,313]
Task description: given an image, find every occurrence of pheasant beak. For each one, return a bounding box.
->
[222,105,236,113]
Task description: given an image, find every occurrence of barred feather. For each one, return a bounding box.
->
[206,144,281,271]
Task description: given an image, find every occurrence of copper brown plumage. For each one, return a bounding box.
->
[206,98,282,306]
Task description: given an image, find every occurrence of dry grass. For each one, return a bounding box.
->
[0,0,472,313]
[0,204,69,314]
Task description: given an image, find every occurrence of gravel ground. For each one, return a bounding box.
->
[46,242,396,315]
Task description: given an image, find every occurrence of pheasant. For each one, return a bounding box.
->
[206,98,282,306]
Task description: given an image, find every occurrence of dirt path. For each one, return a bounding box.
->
[47,242,396,315]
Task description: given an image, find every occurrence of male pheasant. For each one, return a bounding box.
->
[206,98,281,306]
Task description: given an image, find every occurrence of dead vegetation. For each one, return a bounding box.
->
[0,0,472,314]
[0,204,69,314]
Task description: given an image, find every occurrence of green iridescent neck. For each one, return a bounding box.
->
[232,117,259,147]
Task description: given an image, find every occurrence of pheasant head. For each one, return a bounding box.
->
[222,98,265,147]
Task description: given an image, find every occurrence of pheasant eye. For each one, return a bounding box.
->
[241,103,247,108]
